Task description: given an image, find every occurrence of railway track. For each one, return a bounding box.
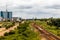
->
[32,23,60,40]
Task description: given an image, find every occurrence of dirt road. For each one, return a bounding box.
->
[0,23,19,36]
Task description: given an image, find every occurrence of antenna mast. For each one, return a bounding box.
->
[6,1,8,12]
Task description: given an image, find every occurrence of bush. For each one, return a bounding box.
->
[4,32,9,36]
[0,26,2,28]
[0,36,5,40]
[9,30,15,35]
[47,18,60,29]
[2,22,15,29]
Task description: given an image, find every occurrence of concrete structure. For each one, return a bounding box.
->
[12,17,22,22]
[0,11,12,21]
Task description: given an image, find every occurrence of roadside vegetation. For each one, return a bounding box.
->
[0,21,40,40]
[35,18,60,37]
[0,18,60,40]
[0,22,15,29]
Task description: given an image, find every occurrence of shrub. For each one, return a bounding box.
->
[0,26,2,28]
[0,36,5,40]
[9,30,15,35]
[4,32,9,36]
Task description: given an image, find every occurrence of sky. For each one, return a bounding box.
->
[0,0,60,19]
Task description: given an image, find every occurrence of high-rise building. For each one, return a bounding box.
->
[7,12,12,19]
[0,11,12,20]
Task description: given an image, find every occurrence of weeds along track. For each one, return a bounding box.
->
[32,23,60,40]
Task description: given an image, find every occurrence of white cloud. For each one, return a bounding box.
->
[0,0,60,18]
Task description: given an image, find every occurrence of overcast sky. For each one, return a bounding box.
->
[0,0,60,19]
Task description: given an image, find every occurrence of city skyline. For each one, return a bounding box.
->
[0,0,60,19]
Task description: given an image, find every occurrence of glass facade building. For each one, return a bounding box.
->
[0,11,12,20]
